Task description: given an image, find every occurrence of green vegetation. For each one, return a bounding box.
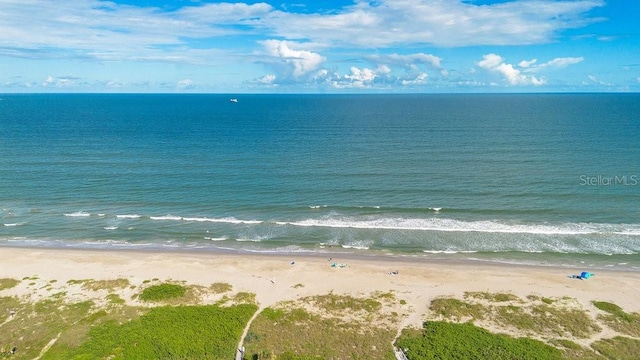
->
[549,339,605,360]
[139,283,186,302]
[4,278,640,360]
[67,279,92,285]
[106,294,125,305]
[495,303,600,338]
[0,296,96,359]
[0,279,19,291]
[210,282,233,293]
[593,301,640,337]
[43,304,257,360]
[82,278,131,291]
[591,336,640,360]
[308,293,382,313]
[465,291,520,303]
[396,321,564,360]
[432,294,600,339]
[430,297,487,321]
[244,293,399,359]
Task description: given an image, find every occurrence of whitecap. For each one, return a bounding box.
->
[116,214,141,219]
[64,211,90,217]
[150,215,183,221]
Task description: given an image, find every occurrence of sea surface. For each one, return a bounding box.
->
[1,93,639,270]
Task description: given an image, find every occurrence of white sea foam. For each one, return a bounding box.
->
[204,236,227,241]
[182,216,262,224]
[284,217,605,235]
[340,244,369,250]
[116,214,141,219]
[422,250,478,254]
[3,223,23,227]
[236,238,261,242]
[150,215,183,221]
[64,211,90,217]
[104,226,118,230]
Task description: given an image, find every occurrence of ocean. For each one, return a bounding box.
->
[1,93,639,270]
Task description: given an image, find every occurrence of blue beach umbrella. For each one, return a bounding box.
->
[580,271,594,279]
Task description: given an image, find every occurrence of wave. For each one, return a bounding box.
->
[182,216,262,224]
[422,250,478,254]
[150,215,182,221]
[3,222,24,227]
[116,214,141,219]
[341,244,370,250]
[57,208,640,238]
[204,236,227,241]
[282,217,640,236]
[64,211,90,217]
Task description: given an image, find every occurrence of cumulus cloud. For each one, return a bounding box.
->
[261,40,326,78]
[478,54,545,86]
[43,75,79,88]
[330,65,392,88]
[401,73,429,86]
[259,74,276,84]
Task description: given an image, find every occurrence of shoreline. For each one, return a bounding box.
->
[2,246,640,315]
[1,241,639,272]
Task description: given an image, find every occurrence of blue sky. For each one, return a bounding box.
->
[1,0,638,93]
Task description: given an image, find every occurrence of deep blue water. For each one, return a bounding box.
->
[1,94,639,269]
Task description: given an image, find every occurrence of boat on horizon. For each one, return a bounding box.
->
[229,98,238,103]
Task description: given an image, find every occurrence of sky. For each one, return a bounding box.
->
[0,0,638,93]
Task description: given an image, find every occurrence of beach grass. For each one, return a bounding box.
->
[395,321,564,360]
[590,336,640,360]
[243,293,400,359]
[593,301,640,337]
[81,278,131,292]
[210,282,233,293]
[0,279,19,291]
[431,293,601,339]
[139,283,186,302]
[0,296,96,359]
[3,249,640,360]
[42,304,258,360]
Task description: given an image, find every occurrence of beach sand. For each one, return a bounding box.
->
[2,246,640,351]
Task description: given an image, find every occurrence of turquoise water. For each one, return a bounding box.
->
[1,94,639,269]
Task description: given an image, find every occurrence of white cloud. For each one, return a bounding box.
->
[519,59,538,68]
[177,79,194,90]
[0,0,605,63]
[261,40,326,78]
[478,54,545,86]
[43,75,78,88]
[529,57,585,71]
[259,74,276,84]
[402,73,428,86]
[333,66,392,88]
[268,0,605,47]
[368,53,442,68]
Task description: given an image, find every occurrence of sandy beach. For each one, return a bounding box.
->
[2,246,640,330]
